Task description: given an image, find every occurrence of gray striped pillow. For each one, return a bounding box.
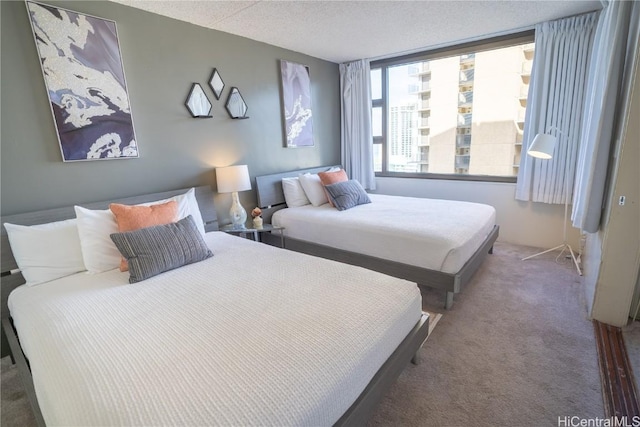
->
[110,215,212,283]
[324,180,371,211]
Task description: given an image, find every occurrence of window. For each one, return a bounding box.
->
[371,31,535,182]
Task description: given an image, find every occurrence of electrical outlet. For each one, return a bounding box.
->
[619,196,626,206]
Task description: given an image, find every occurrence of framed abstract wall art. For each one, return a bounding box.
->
[280,60,314,148]
[26,1,138,161]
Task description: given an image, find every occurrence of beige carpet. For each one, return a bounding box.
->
[426,311,443,339]
[1,242,602,426]
[368,242,603,426]
[1,356,36,426]
[622,320,640,393]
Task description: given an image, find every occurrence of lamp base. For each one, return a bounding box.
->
[229,191,247,229]
[522,242,582,275]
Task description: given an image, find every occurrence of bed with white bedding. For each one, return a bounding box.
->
[256,167,500,309]
[272,194,496,274]
[0,186,430,427]
[8,232,421,426]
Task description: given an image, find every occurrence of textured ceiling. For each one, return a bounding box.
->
[108,0,602,63]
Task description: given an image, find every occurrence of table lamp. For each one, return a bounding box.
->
[216,165,251,229]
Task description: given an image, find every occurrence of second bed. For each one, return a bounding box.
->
[256,166,499,309]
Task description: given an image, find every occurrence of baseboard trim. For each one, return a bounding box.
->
[594,320,640,418]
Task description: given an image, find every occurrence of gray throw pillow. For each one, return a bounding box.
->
[110,215,212,283]
[324,180,372,211]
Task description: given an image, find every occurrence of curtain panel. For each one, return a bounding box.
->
[339,60,376,190]
[572,0,640,233]
[515,13,598,205]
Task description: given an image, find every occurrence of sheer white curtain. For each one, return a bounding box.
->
[339,59,376,190]
[572,0,640,233]
[516,13,598,204]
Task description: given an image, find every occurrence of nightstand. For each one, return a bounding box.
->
[220,223,285,248]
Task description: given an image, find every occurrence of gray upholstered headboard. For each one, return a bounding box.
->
[0,185,217,358]
[255,165,341,222]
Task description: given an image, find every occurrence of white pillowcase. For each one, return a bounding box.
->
[282,177,310,208]
[4,219,86,286]
[74,207,121,274]
[75,188,206,274]
[298,168,341,207]
[298,173,327,206]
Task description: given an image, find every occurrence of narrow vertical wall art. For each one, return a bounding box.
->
[26,1,138,161]
[280,60,314,148]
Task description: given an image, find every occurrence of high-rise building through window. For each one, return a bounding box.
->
[372,36,535,179]
[389,104,417,171]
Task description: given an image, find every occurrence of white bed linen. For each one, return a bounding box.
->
[8,232,421,426]
[272,194,496,274]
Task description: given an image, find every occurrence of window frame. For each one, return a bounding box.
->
[371,30,535,183]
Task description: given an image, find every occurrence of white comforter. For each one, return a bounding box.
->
[9,232,421,426]
[272,194,496,274]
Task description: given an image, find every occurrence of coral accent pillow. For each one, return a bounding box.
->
[109,201,178,271]
[318,169,349,206]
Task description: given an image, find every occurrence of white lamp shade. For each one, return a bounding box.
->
[216,165,251,193]
[527,133,556,159]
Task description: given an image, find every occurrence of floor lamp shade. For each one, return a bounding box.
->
[527,133,556,159]
[216,165,251,229]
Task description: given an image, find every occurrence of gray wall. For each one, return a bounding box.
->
[0,1,340,222]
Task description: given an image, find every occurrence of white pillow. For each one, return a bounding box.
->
[74,206,121,274]
[4,219,86,286]
[282,177,310,208]
[298,173,328,206]
[75,188,206,274]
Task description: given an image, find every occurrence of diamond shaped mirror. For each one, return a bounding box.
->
[208,68,225,100]
[225,87,249,119]
[185,83,212,118]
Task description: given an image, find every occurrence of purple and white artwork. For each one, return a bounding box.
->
[280,60,314,148]
[26,1,138,161]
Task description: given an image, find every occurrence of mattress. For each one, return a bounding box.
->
[8,232,422,426]
[272,194,497,274]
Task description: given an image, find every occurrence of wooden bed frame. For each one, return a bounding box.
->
[256,166,499,310]
[0,185,430,427]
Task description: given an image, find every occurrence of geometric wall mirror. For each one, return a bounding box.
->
[208,68,225,100]
[185,83,212,118]
[225,87,249,119]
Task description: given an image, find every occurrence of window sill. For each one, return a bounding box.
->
[375,172,517,184]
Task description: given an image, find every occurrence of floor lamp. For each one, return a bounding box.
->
[522,132,582,275]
